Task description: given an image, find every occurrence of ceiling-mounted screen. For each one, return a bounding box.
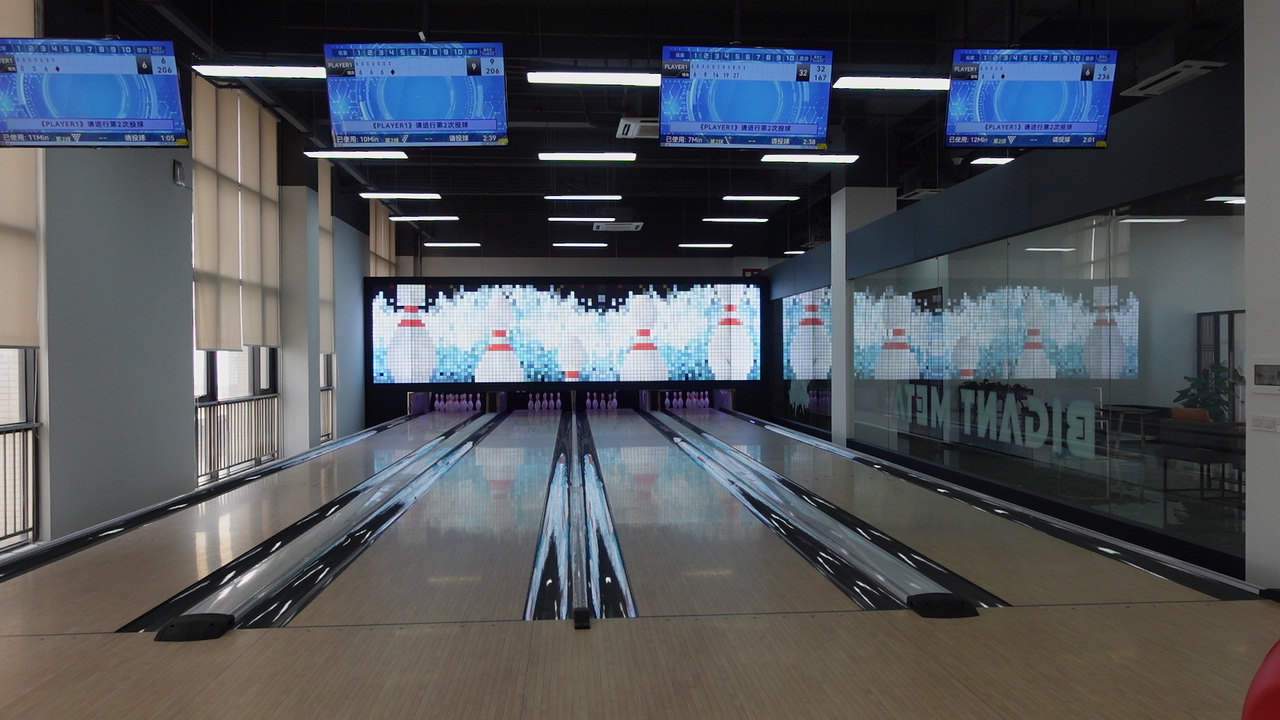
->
[0,39,188,147]
[659,46,832,149]
[325,42,507,147]
[945,49,1118,148]
[367,279,762,384]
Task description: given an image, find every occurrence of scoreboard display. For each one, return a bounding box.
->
[0,39,187,147]
[325,42,508,147]
[660,46,833,149]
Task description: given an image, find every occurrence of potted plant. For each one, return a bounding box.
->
[1172,362,1243,422]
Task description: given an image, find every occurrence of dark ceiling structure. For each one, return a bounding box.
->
[46,0,1243,259]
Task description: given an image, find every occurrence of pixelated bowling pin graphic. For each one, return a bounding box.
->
[874,294,920,380]
[954,335,979,380]
[1014,292,1057,379]
[789,289,832,380]
[387,284,436,383]
[620,294,670,382]
[561,337,586,382]
[474,294,526,383]
[1084,285,1127,379]
[708,284,756,381]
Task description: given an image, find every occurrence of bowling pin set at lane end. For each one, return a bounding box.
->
[525,393,563,412]
[662,391,711,409]
[434,393,483,412]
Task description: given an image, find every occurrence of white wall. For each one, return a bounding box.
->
[333,219,367,438]
[416,255,777,277]
[40,148,196,538]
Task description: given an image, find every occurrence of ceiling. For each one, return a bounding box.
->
[46,0,1244,260]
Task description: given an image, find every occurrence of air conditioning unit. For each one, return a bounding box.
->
[593,221,644,232]
[616,117,659,139]
[1121,60,1225,97]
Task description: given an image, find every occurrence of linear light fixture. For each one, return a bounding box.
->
[680,243,733,249]
[1024,247,1076,252]
[971,157,1015,165]
[423,242,480,247]
[544,194,623,201]
[305,150,408,160]
[360,192,442,200]
[761,154,859,164]
[702,217,767,223]
[549,216,616,222]
[538,152,636,162]
[553,242,609,248]
[1120,218,1187,223]
[833,76,950,91]
[784,250,806,255]
[390,215,460,221]
[723,195,800,201]
[1207,195,1247,204]
[527,71,661,87]
[193,64,326,79]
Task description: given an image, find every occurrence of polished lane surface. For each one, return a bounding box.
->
[0,413,473,636]
[680,410,1214,606]
[292,411,561,626]
[590,410,859,617]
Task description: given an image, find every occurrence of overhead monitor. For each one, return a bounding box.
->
[367,279,763,384]
[945,49,1118,148]
[325,42,507,147]
[0,39,188,147]
[659,46,832,149]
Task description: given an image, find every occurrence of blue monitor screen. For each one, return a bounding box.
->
[945,49,1118,148]
[660,46,832,149]
[0,39,188,147]
[325,42,507,147]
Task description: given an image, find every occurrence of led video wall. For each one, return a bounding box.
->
[852,284,1139,380]
[368,280,762,384]
[781,287,833,381]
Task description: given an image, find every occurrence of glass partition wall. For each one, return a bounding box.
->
[846,179,1245,562]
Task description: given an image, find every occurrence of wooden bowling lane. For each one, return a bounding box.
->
[682,411,1216,607]
[290,410,561,626]
[589,410,859,618]
[0,412,474,637]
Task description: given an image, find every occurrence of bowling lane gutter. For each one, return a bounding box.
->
[121,412,505,639]
[666,411,1008,612]
[577,411,637,620]
[0,412,419,585]
[725,411,1259,601]
[525,412,574,621]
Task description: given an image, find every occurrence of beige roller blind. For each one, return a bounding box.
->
[0,0,39,347]
[259,106,281,348]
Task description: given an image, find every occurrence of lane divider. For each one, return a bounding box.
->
[525,413,573,620]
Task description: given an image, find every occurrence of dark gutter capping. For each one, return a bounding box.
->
[577,412,636,619]
[525,411,574,620]
[0,413,418,585]
[667,411,1007,610]
[119,412,483,633]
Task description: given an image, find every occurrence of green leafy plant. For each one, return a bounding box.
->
[1173,362,1243,422]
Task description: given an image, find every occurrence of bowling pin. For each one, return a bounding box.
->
[1085,285,1127,379]
[1014,292,1057,379]
[620,294,670,382]
[387,284,437,383]
[790,289,832,381]
[708,284,756,381]
[474,294,526,383]
[874,294,920,380]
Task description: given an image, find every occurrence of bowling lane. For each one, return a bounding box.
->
[683,410,1215,606]
[0,412,473,637]
[291,410,562,626]
[590,410,859,617]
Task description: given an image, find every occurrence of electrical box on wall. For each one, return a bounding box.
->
[1253,357,1280,394]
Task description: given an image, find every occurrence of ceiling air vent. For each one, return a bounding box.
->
[593,221,644,232]
[1121,60,1225,98]
[616,117,659,139]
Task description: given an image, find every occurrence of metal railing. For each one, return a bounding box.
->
[197,395,279,486]
[0,423,36,551]
[319,387,335,443]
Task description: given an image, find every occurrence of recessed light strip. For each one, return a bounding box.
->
[553,242,609,248]
[680,243,733,249]
[1024,247,1076,252]
[833,76,950,91]
[549,216,616,222]
[1119,218,1187,223]
[390,215,460,222]
[305,150,407,160]
[360,192,442,200]
[723,195,800,202]
[538,152,636,162]
[1206,195,1246,204]
[422,242,480,247]
[544,194,623,201]
[193,64,327,79]
[761,154,859,164]
[971,157,1015,165]
[783,250,806,255]
[702,217,768,223]
[527,71,661,87]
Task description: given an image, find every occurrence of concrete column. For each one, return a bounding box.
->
[279,185,321,455]
[1245,0,1280,586]
[830,188,897,446]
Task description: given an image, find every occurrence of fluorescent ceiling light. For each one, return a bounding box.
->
[723,195,800,202]
[761,154,860,164]
[680,243,733,249]
[553,242,609,248]
[833,76,950,91]
[305,150,407,160]
[1120,218,1187,223]
[1207,195,1246,204]
[549,216,616,222]
[423,242,480,247]
[702,217,767,223]
[390,215,459,222]
[193,64,326,79]
[544,194,623,201]
[1024,247,1076,252]
[360,192,442,200]
[527,71,661,87]
[538,152,636,162]
[784,250,806,255]
[971,157,1015,165]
